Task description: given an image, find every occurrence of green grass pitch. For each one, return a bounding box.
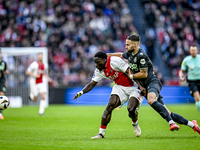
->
[1,104,200,150]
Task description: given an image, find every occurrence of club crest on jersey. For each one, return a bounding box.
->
[140,59,145,65]
[134,57,137,62]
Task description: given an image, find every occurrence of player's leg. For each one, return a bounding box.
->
[147,80,180,131]
[91,94,121,139]
[127,97,141,137]
[38,83,47,115]
[29,82,38,101]
[193,91,200,113]
[189,81,200,113]
[158,95,200,134]
[39,92,46,115]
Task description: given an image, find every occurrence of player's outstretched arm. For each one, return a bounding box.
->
[107,53,124,59]
[73,80,97,101]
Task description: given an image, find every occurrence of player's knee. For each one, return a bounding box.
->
[107,95,120,111]
[127,105,136,113]
[147,92,157,105]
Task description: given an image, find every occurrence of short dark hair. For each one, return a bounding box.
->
[94,51,107,59]
[127,33,140,42]
[190,44,198,48]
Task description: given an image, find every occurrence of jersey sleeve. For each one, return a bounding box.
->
[138,54,148,69]
[27,61,37,72]
[181,58,187,71]
[92,69,104,82]
[110,57,129,73]
[122,51,128,59]
[4,61,7,71]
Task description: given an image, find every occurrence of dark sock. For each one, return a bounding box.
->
[171,112,188,125]
[151,101,172,122]
[0,110,2,113]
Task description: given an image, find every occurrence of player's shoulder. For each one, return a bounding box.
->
[29,61,38,67]
[137,49,148,58]
[183,55,192,62]
[110,56,125,64]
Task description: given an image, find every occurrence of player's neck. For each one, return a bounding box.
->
[38,60,43,64]
[132,47,139,55]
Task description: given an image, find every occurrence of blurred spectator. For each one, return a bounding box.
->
[142,0,200,83]
[0,0,139,87]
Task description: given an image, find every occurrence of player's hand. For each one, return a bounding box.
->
[73,91,84,101]
[180,76,186,82]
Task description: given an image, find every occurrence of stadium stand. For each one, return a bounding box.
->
[0,0,165,87]
[142,0,200,82]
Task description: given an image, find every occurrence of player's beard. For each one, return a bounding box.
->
[127,48,135,54]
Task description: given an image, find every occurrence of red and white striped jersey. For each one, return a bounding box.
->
[92,56,135,87]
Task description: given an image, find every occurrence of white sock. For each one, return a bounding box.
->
[187,121,194,128]
[39,100,46,115]
[99,128,106,136]
[169,120,175,125]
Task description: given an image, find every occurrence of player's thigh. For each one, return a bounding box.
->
[106,94,121,111]
[188,81,198,96]
[30,83,38,96]
[147,80,162,104]
[38,83,47,99]
[111,84,128,107]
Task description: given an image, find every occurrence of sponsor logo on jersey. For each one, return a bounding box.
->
[140,59,145,65]
[130,63,138,71]
[140,53,143,55]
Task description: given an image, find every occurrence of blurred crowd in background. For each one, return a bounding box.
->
[1,0,198,87]
[142,0,200,81]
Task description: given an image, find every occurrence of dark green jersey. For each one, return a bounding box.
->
[122,48,156,87]
[0,60,7,83]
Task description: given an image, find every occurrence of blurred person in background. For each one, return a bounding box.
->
[0,48,9,119]
[26,53,52,115]
[179,45,200,114]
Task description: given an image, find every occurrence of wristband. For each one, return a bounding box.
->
[129,74,134,79]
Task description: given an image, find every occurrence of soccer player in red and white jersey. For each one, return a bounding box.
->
[74,51,144,139]
[26,53,52,115]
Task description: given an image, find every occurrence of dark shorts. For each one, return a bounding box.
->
[145,77,165,105]
[188,80,200,96]
[0,82,6,93]
[147,78,162,98]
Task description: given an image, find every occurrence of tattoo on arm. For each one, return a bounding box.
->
[140,68,147,73]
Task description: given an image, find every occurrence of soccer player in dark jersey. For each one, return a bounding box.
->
[0,49,9,119]
[107,33,200,134]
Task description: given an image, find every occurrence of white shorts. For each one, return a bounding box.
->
[30,81,47,97]
[111,84,144,108]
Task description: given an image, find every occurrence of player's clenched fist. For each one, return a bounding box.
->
[73,91,84,100]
